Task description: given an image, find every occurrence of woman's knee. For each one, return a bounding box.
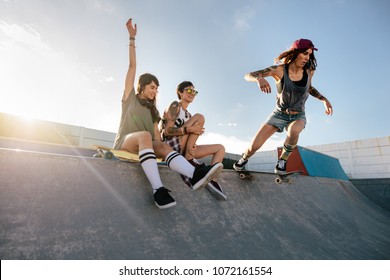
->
[192,113,205,124]
[153,141,172,157]
[123,131,152,149]
[137,131,153,145]
[288,125,304,139]
[216,144,225,153]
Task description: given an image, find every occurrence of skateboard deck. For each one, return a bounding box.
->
[93,145,163,163]
[237,169,302,184]
[93,145,140,162]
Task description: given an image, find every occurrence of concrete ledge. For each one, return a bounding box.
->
[1,149,390,259]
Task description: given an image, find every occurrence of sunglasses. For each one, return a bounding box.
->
[183,88,198,96]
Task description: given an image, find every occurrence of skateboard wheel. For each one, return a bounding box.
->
[239,173,246,179]
[287,178,292,184]
[275,177,282,184]
[104,151,114,159]
[93,153,101,158]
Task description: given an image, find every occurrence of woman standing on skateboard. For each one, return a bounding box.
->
[160,81,227,200]
[113,18,222,209]
[234,39,333,174]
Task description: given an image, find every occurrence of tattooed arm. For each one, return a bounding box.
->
[244,65,282,93]
[308,86,326,100]
[164,125,186,137]
[244,65,278,82]
[161,101,186,137]
[309,86,333,115]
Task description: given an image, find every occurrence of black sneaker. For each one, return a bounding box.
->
[154,187,176,209]
[180,174,192,188]
[206,180,227,200]
[181,159,206,189]
[275,159,287,174]
[190,162,223,191]
[188,158,206,168]
[233,158,248,171]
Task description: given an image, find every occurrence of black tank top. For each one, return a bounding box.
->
[275,64,311,112]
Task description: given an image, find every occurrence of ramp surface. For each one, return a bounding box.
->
[0,148,389,259]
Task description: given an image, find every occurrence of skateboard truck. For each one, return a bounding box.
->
[274,171,303,184]
[275,174,291,184]
[238,170,254,181]
[96,148,114,160]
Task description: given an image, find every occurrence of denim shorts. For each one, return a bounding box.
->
[265,110,306,133]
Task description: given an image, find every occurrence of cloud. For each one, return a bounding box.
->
[233,6,255,31]
[197,132,283,154]
[0,20,114,83]
[0,20,117,130]
[104,76,114,82]
[90,0,116,13]
[218,123,237,127]
[0,20,51,52]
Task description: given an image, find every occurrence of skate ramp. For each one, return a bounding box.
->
[277,146,349,180]
[0,148,389,260]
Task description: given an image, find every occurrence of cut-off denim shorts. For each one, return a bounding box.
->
[265,110,306,133]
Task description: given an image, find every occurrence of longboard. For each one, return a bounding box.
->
[93,145,140,162]
[237,169,302,184]
[93,145,163,163]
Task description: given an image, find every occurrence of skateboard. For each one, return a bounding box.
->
[93,145,164,163]
[93,145,140,162]
[237,169,302,184]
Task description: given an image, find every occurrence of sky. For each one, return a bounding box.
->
[1,0,389,154]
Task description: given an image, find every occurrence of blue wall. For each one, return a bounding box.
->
[298,146,349,180]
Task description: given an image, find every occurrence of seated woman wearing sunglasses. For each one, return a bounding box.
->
[160,81,227,200]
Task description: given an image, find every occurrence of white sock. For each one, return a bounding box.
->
[139,149,163,192]
[165,151,195,178]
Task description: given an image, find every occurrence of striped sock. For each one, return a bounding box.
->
[280,144,296,161]
[165,151,194,178]
[139,149,163,192]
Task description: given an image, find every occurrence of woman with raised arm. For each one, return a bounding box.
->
[114,18,222,209]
